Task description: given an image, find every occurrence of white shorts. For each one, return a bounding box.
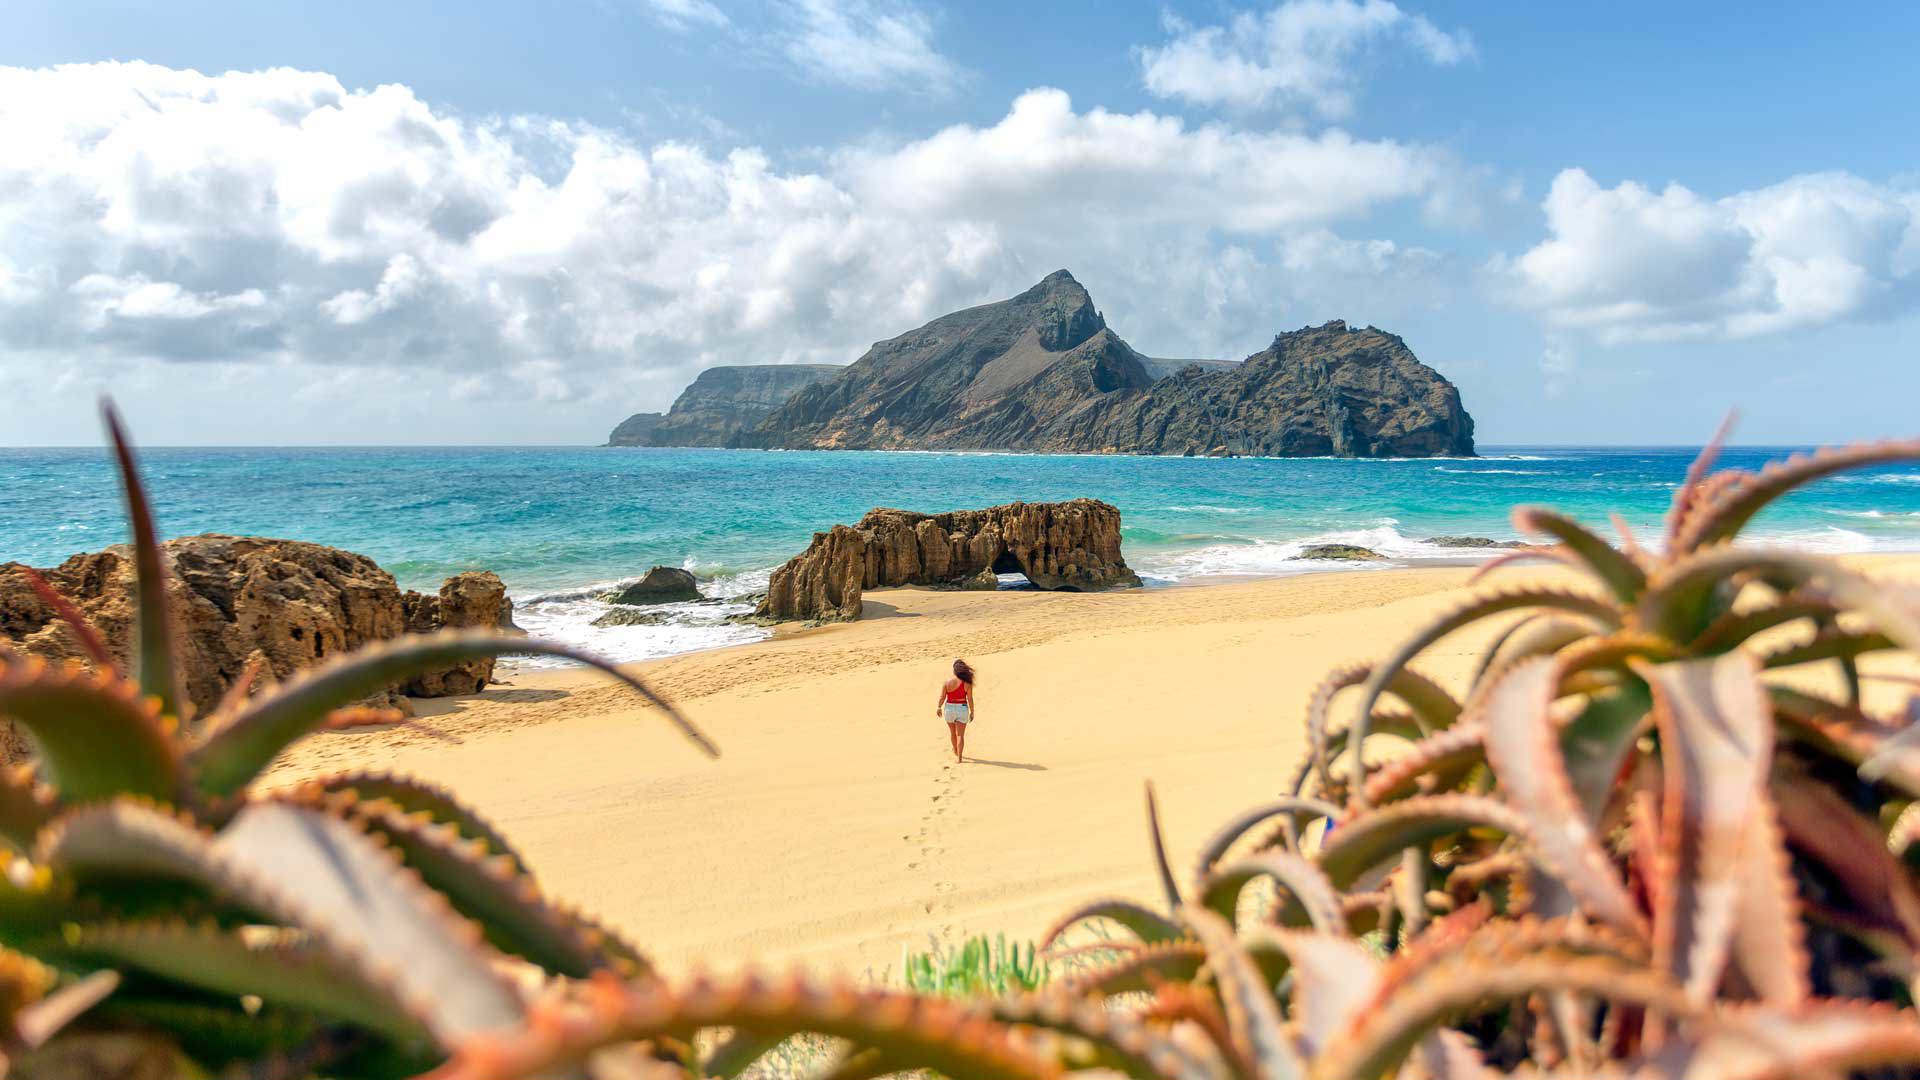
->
[943,702,971,725]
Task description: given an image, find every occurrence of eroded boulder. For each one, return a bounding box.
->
[0,536,518,720]
[604,567,700,605]
[758,499,1139,622]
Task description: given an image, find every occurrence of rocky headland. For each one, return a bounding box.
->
[758,499,1139,622]
[727,270,1474,457]
[608,364,844,447]
[0,535,519,716]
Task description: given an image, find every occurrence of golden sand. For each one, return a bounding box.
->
[269,558,1920,978]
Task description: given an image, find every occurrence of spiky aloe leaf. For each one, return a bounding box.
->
[1558,682,1652,820]
[1179,906,1304,1080]
[1662,411,1737,555]
[0,765,55,854]
[1636,652,1790,1006]
[1693,595,1840,654]
[40,798,523,1044]
[1315,794,1528,891]
[1760,629,1896,670]
[189,629,715,798]
[700,1030,785,1078]
[1038,900,1182,951]
[1314,919,1670,1080]
[1672,438,1920,553]
[988,989,1218,1079]
[1645,547,1920,651]
[1303,663,1460,793]
[1056,941,1205,999]
[1197,851,1342,932]
[1512,507,1648,603]
[85,998,338,1074]
[1347,587,1619,800]
[1144,784,1181,912]
[43,920,429,1046]
[0,657,182,803]
[1286,715,1425,802]
[1772,768,1920,961]
[333,793,648,979]
[101,403,187,722]
[1479,656,1642,935]
[1263,930,1380,1059]
[1189,797,1339,875]
[1644,1000,1920,1080]
[1359,722,1485,806]
[287,771,526,871]
[425,972,1075,1080]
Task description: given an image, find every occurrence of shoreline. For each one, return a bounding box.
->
[272,555,1920,977]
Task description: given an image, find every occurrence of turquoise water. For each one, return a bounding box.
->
[5,445,1918,663]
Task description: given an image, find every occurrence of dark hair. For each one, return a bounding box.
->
[952,658,975,684]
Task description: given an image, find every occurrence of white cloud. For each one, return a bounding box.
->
[639,0,730,30]
[776,0,960,93]
[1138,0,1473,116]
[1500,168,1920,343]
[0,64,1465,432]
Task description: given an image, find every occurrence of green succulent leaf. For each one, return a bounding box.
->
[1315,794,1528,891]
[102,403,188,723]
[289,772,527,873]
[1180,905,1304,1079]
[188,629,715,798]
[1038,899,1183,951]
[44,919,430,1046]
[1511,507,1648,603]
[0,658,182,804]
[1672,438,1920,553]
[1198,851,1343,933]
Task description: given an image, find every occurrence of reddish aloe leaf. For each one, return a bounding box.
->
[1643,1000,1920,1080]
[1725,797,1811,1005]
[1196,851,1342,933]
[1675,437,1920,553]
[1512,507,1648,603]
[988,988,1217,1078]
[1359,722,1485,806]
[1636,652,1777,1006]
[1038,899,1182,951]
[1264,930,1379,1059]
[1190,796,1339,872]
[1661,410,1737,556]
[1179,906,1304,1079]
[1144,784,1182,913]
[1056,940,1205,999]
[0,657,182,804]
[1774,767,1920,954]
[1315,794,1528,891]
[101,403,187,722]
[1303,663,1459,795]
[1479,656,1642,935]
[1348,586,1619,802]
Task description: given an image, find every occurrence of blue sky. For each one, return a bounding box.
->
[3,0,1917,445]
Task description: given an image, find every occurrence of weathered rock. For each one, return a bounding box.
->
[591,607,678,628]
[735,271,1474,458]
[0,536,517,720]
[1423,535,1528,549]
[758,499,1139,622]
[604,567,700,605]
[400,571,515,696]
[608,364,844,447]
[605,411,664,446]
[1294,544,1386,561]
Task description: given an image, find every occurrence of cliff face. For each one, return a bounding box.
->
[735,271,1159,451]
[608,364,844,447]
[735,271,1474,457]
[0,535,517,715]
[758,499,1140,622]
[1051,321,1476,457]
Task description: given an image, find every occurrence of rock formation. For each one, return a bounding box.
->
[604,566,699,605]
[758,499,1140,622]
[608,364,844,447]
[732,271,1475,458]
[1294,544,1387,561]
[0,535,519,716]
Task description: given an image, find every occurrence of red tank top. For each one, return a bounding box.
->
[944,680,969,703]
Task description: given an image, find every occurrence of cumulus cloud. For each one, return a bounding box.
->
[0,64,1462,424]
[775,0,959,94]
[1501,168,1920,343]
[1138,0,1473,116]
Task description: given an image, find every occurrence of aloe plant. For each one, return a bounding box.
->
[392,432,1920,1080]
[0,406,717,1077]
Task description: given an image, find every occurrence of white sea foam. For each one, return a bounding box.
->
[1163,504,1254,514]
[508,560,770,668]
[1135,523,1510,581]
[1433,467,1544,475]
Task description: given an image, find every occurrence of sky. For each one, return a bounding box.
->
[2,0,1917,447]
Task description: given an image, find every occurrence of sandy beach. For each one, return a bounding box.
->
[268,558,1920,979]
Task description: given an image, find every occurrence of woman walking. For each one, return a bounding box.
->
[935,659,976,762]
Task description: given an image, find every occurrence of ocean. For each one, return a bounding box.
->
[4,445,1918,666]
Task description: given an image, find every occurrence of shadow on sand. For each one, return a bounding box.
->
[964,758,1048,771]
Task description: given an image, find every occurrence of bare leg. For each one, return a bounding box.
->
[948,721,965,762]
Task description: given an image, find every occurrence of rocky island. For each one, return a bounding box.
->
[609,270,1475,457]
[608,363,843,447]
[759,499,1139,622]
